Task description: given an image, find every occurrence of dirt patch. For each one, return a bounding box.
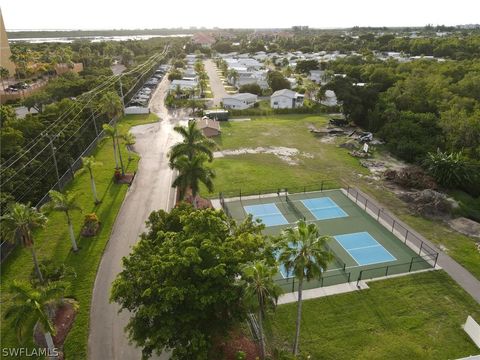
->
[211,330,261,360]
[34,300,78,356]
[399,189,454,219]
[214,147,312,165]
[448,217,480,238]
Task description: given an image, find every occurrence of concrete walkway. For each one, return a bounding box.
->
[350,188,480,304]
[204,59,228,106]
[88,76,183,359]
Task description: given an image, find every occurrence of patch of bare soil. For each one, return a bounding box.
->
[34,300,78,357]
[214,147,312,165]
[211,330,261,360]
[448,217,480,238]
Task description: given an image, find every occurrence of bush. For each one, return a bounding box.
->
[424,150,475,189]
[30,260,77,285]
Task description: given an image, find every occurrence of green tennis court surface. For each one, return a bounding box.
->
[219,189,437,292]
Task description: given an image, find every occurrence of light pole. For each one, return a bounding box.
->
[45,133,61,191]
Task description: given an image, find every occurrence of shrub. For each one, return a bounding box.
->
[423,150,474,189]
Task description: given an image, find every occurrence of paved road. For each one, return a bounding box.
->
[88,76,184,359]
[204,59,228,106]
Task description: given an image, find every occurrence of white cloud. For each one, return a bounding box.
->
[2,0,480,30]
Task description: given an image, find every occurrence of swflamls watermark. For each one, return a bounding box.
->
[2,347,59,358]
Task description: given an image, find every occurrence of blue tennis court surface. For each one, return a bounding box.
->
[302,197,348,220]
[334,232,396,266]
[244,203,288,227]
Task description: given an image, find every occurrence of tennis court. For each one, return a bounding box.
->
[335,232,397,266]
[217,188,438,292]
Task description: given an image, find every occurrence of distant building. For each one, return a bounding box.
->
[196,117,221,137]
[222,93,258,110]
[169,79,198,92]
[0,9,16,76]
[270,89,304,109]
[192,32,216,48]
[321,90,338,107]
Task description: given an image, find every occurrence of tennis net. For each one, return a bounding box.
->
[285,195,305,221]
[324,240,347,272]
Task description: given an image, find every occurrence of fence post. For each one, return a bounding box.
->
[347,273,351,283]
[404,229,409,244]
[292,277,295,293]
[385,266,389,277]
[391,219,395,232]
[364,199,368,211]
[418,242,424,255]
[321,277,324,287]
[355,192,359,203]
[70,163,75,178]
[408,257,414,272]
[434,253,439,268]
[239,189,242,201]
[377,208,381,221]
[356,271,363,286]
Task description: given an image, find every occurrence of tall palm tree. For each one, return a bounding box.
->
[278,220,333,356]
[227,68,239,87]
[5,280,66,359]
[243,261,283,360]
[81,156,102,204]
[171,154,215,208]
[102,124,119,169]
[42,191,81,252]
[97,90,123,121]
[0,66,10,90]
[168,121,216,166]
[1,203,48,283]
[123,132,136,161]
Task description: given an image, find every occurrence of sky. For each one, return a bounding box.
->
[2,0,480,30]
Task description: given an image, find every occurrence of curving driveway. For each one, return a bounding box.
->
[88,76,184,359]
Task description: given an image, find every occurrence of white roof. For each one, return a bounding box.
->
[271,89,297,99]
[223,93,257,101]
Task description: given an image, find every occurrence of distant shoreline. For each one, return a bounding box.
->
[6,29,197,40]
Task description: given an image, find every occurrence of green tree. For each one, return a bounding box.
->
[267,71,291,92]
[1,203,48,283]
[227,68,239,87]
[122,132,136,161]
[42,190,81,252]
[295,60,319,74]
[171,154,215,207]
[0,66,10,90]
[98,91,123,120]
[23,90,51,113]
[81,156,102,204]
[277,220,333,356]
[242,261,282,360]
[102,124,119,169]
[168,121,216,165]
[111,205,266,360]
[5,280,66,358]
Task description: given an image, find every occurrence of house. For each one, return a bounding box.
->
[196,118,221,137]
[270,89,304,109]
[192,32,216,48]
[222,93,258,110]
[309,70,326,84]
[204,109,229,121]
[320,90,338,107]
[169,80,198,91]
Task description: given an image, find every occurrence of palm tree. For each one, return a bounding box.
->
[123,132,136,161]
[5,280,66,359]
[171,154,215,208]
[81,156,102,204]
[0,66,10,90]
[227,69,239,87]
[243,261,283,360]
[1,203,48,283]
[278,220,333,356]
[42,191,81,252]
[97,91,123,121]
[102,124,119,169]
[168,121,216,166]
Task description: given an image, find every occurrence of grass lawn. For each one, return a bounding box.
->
[205,115,480,279]
[0,113,159,359]
[269,271,480,360]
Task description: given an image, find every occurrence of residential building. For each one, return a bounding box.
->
[309,70,326,84]
[169,79,198,92]
[192,32,215,48]
[222,93,258,110]
[196,118,221,137]
[270,89,304,109]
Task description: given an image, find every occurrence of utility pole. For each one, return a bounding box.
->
[45,133,61,191]
[90,108,99,137]
[118,78,125,114]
